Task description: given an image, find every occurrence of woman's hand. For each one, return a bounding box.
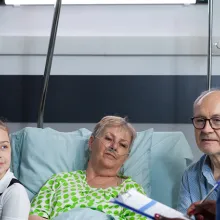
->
[29,215,48,220]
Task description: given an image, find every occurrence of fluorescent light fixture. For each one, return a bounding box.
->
[5,0,197,5]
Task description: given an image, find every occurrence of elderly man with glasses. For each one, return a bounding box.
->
[177,89,220,215]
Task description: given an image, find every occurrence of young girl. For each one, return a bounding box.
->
[0,121,30,219]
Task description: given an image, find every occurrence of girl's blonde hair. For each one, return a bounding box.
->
[0,120,9,135]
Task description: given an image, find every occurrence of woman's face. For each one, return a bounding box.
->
[0,129,11,180]
[89,126,132,173]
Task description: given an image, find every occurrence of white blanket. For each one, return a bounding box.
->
[52,208,116,220]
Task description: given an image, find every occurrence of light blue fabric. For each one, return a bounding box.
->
[124,128,153,196]
[10,127,90,200]
[150,132,193,209]
[177,154,219,214]
[52,208,116,220]
[10,127,153,201]
[10,127,193,208]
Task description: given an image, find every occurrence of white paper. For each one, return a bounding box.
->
[111,189,192,220]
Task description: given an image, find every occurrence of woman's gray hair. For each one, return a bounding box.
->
[91,115,136,148]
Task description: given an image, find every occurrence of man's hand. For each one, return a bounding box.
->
[187,200,216,220]
[154,200,216,220]
[154,214,184,220]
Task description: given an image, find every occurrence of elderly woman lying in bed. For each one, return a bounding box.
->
[29,116,146,220]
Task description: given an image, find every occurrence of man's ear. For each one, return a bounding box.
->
[88,136,95,151]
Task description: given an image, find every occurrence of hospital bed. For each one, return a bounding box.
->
[10,0,213,215]
[10,127,193,209]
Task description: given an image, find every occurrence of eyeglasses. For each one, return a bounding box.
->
[191,117,220,130]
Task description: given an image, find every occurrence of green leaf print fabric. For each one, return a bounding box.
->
[30,170,147,220]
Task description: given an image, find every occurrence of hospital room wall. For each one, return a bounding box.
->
[1,2,220,162]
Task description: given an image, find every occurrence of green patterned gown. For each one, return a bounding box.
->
[30,170,147,220]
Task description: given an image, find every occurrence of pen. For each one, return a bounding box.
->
[188,183,220,217]
[200,181,220,204]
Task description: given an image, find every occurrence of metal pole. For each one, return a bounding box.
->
[37,0,62,128]
[207,0,213,91]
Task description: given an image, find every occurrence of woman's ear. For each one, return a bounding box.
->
[88,136,95,151]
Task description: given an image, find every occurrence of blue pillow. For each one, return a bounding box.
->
[10,127,153,200]
[10,127,90,199]
[150,132,193,208]
[124,128,153,196]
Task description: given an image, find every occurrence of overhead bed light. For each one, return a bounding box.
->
[5,0,197,5]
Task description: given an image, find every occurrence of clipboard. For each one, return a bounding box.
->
[110,188,192,220]
[112,199,155,219]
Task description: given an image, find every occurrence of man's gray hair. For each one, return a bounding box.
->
[193,88,220,109]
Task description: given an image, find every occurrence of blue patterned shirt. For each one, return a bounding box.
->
[177,154,220,214]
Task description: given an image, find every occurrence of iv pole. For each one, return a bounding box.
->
[37,0,62,128]
[207,0,213,90]
[36,0,213,126]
